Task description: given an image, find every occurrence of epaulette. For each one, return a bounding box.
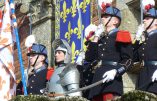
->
[116,30,132,43]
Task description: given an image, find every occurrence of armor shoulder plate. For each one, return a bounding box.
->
[59,63,80,86]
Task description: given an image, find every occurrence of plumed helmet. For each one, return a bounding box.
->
[27,43,47,56]
[144,8,157,19]
[101,6,121,21]
[52,39,71,64]
[27,43,48,65]
[25,35,48,65]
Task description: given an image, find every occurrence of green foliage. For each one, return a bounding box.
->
[10,95,51,101]
[10,95,89,101]
[115,90,157,101]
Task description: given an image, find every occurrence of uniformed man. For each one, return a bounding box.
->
[84,5,133,101]
[26,43,48,94]
[135,7,157,94]
[48,39,81,97]
[16,43,48,95]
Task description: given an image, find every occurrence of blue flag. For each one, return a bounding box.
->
[60,0,91,63]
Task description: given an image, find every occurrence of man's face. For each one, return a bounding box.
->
[101,15,112,26]
[101,15,119,27]
[55,50,65,63]
[143,17,156,30]
[29,54,44,66]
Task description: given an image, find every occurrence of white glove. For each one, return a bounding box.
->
[95,24,104,38]
[135,24,144,40]
[152,69,157,82]
[102,69,117,83]
[76,51,85,65]
[85,24,97,40]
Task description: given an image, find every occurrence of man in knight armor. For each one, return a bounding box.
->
[48,39,82,97]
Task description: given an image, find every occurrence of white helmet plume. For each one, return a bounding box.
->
[25,35,36,48]
[142,0,155,11]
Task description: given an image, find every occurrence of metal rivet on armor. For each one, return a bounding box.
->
[101,54,103,56]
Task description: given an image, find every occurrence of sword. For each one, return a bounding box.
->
[96,0,101,24]
[77,0,83,51]
[140,0,143,25]
[47,79,104,97]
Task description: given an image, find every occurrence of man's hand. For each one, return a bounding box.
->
[152,69,157,82]
[102,69,117,83]
[95,24,104,38]
[76,51,85,65]
[135,24,144,40]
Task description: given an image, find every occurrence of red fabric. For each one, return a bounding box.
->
[0,10,2,28]
[46,67,54,80]
[116,30,132,43]
[92,93,114,101]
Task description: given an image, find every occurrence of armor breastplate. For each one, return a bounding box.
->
[48,63,81,96]
[48,66,65,94]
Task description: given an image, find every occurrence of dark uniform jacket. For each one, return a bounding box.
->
[16,66,47,95]
[85,29,133,99]
[27,66,47,94]
[135,30,157,94]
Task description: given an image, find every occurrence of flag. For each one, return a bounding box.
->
[0,0,16,100]
[60,0,91,63]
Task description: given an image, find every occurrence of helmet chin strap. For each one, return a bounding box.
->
[145,18,155,32]
[32,47,46,67]
[105,16,113,27]
[32,55,39,67]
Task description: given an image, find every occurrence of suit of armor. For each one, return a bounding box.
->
[48,39,81,97]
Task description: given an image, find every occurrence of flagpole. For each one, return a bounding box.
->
[77,0,83,51]
[9,0,28,95]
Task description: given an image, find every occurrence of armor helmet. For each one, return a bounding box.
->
[101,6,121,21]
[52,39,71,64]
[27,43,48,65]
